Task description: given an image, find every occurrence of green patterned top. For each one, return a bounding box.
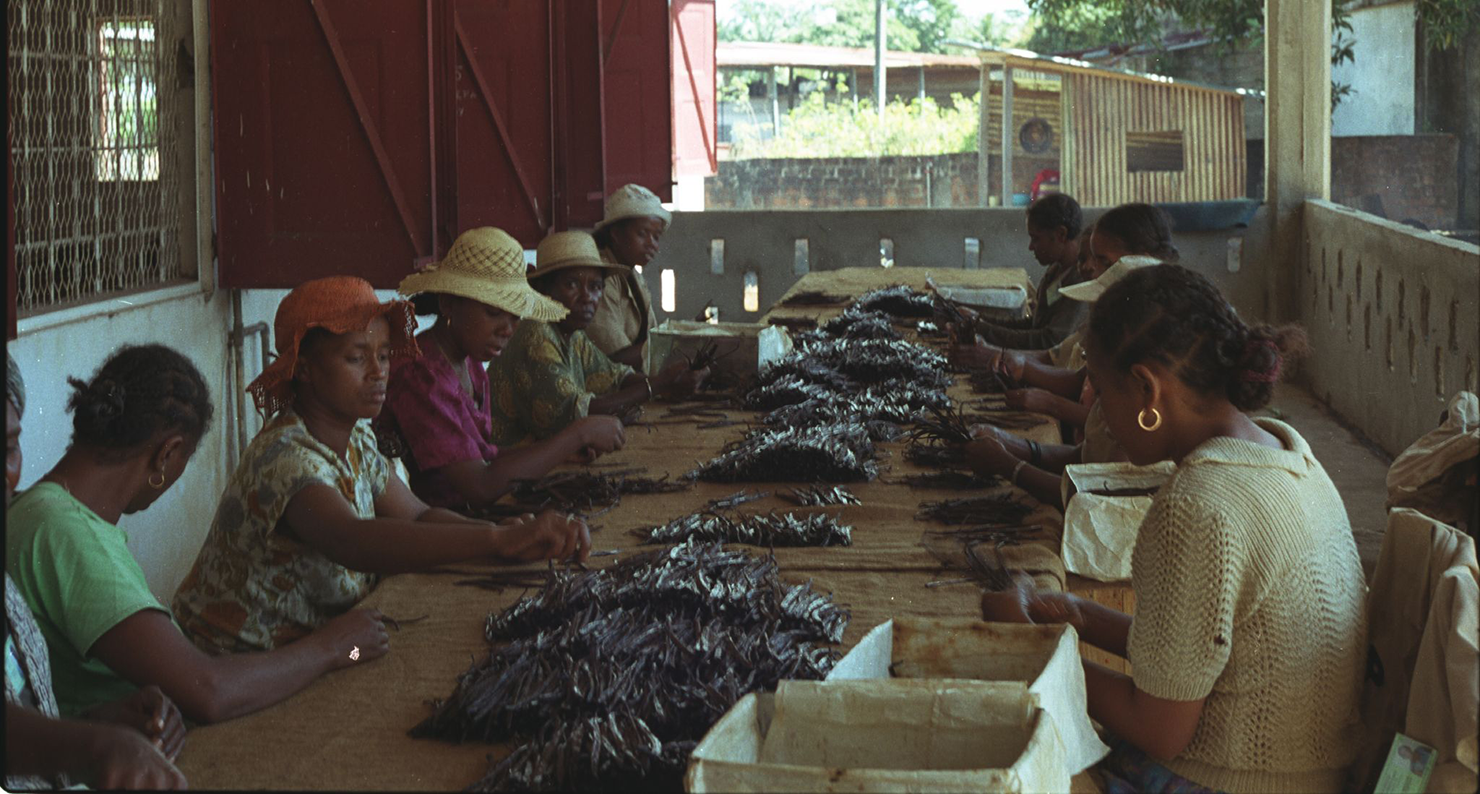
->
[488,320,634,446]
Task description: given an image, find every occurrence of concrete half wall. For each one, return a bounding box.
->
[1298,200,1480,456]
[644,206,1272,327]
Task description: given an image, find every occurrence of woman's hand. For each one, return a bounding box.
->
[1004,387,1052,414]
[85,727,189,790]
[964,431,1021,478]
[316,608,391,671]
[992,349,1027,382]
[85,685,187,761]
[492,509,592,563]
[652,360,708,400]
[947,336,1000,370]
[981,575,1085,631]
[575,416,626,456]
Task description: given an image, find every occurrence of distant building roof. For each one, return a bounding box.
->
[717,41,980,70]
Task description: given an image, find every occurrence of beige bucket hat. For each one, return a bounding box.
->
[397,227,568,322]
[1059,255,1163,303]
[530,231,627,281]
[593,183,672,232]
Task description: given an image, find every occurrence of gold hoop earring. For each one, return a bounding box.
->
[1137,408,1163,432]
[148,472,166,489]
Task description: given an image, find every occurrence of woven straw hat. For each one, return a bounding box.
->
[593,184,672,232]
[1059,255,1163,303]
[397,227,568,323]
[530,231,626,282]
[248,276,419,417]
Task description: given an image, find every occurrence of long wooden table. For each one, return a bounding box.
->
[175,267,1117,790]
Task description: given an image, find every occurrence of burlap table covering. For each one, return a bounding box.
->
[176,268,1082,790]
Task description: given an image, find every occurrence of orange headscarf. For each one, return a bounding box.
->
[248,276,419,417]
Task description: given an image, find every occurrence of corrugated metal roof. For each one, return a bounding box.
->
[717,41,980,69]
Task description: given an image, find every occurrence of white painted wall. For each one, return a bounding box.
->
[1332,2,1416,136]
[10,286,416,605]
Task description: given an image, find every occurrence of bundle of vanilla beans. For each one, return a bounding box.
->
[411,540,848,791]
[634,510,853,547]
[916,493,1034,526]
[820,307,902,341]
[852,285,935,318]
[778,290,848,307]
[486,468,691,518]
[898,469,1002,490]
[784,485,860,506]
[691,424,878,483]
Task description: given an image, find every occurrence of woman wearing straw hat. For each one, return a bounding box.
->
[376,227,628,510]
[489,231,708,446]
[587,184,669,372]
[174,276,591,658]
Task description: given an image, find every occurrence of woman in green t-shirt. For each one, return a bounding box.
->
[6,344,390,724]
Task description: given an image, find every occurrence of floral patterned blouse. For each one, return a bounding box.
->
[172,408,389,653]
[488,320,634,446]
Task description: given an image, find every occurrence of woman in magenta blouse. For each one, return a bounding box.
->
[376,227,627,510]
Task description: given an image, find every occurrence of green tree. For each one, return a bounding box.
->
[1023,0,1358,108]
[718,0,983,54]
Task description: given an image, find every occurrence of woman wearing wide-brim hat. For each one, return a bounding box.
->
[376,227,628,510]
[587,184,670,372]
[488,230,708,447]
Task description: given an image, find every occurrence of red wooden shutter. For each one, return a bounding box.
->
[670,0,717,179]
[211,0,436,287]
[603,0,676,197]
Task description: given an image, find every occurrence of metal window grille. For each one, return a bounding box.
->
[9,0,185,314]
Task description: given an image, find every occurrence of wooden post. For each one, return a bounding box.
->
[977,61,990,206]
[1000,64,1014,206]
[1264,0,1331,321]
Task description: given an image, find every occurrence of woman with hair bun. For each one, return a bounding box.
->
[5,344,389,726]
[982,264,1366,793]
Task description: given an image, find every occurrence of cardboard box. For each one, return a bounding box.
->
[687,679,1069,793]
[649,321,793,382]
[1059,462,1176,582]
[936,284,1030,323]
[826,618,1108,775]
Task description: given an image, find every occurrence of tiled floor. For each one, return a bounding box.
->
[1264,384,1395,579]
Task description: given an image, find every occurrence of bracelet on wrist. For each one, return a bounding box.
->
[1010,459,1029,486]
[642,377,655,401]
[1027,439,1042,466]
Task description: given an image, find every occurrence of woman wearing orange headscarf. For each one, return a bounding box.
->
[174,277,591,657]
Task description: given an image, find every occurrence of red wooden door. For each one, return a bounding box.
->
[211,0,436,288]
[210,0,677,287]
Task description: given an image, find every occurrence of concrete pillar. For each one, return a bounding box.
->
[977,61,990,207]
[767,67,780,137]
[873,0,886,116]
[1001,65,1014,206]
[1264,0,1332,321]
[917,68,926,102]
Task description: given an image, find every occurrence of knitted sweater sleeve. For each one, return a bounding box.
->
[1127,492,1240,702]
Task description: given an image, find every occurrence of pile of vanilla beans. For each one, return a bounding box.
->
[412,540,848,791]
[691,423,879,482]
[476,468,691,520]
[634,509,853,547]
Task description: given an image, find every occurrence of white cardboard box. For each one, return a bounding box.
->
[1059,462,1176,582]
[825,618,1109,775]
[687,679,1069,793]
[649,320,792,380]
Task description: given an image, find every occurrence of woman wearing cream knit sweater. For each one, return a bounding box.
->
[979,264,1367,793]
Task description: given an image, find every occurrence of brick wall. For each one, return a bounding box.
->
[705,152,1062,210]
[1329,134,1459,230]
